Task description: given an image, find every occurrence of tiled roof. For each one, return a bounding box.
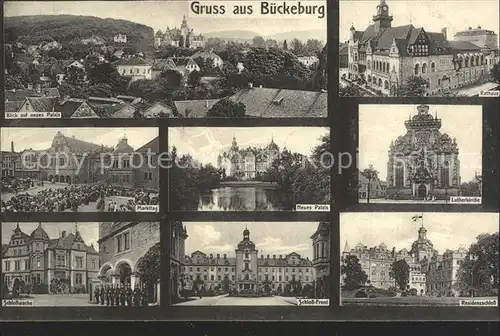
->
[229,88,327,117]
[191,50,222,60]
[5,101,24,112]
[53,131,104,154]
[56,99,86,118]
[339,43,349,55]
[174,99,219,118]
[113,138,134,154]
[448,40,482,51]
[136,137,159,153]
[114,56,151,66]
[47,233,98,254]
[5,88,60,102]
[25,97,58,112]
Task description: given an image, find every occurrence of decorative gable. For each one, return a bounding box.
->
[71,102,99,118]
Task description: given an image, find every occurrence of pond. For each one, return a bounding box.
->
[198,186,291,211]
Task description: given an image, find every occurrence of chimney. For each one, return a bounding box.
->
[61,231,66,238]
[217,254,220,258]
[248,82,253,88]
[11,141,14,153]
[441,27,447,40]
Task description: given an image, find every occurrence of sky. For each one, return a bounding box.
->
[2,222,99,249]
[1,128,158,152]
[339,0,500,42]
[184,222,324,260]
[5,1,326,38]
[340,212,499,254]
[358,105,482,183]
[169,127,329,166]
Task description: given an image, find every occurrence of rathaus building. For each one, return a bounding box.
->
[347,0,499,96]
[386,105,460,200]
[217,136,281,180]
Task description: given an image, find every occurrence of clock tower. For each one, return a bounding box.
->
[373,0,393,30]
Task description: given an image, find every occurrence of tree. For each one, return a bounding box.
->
[395,76,428,97]
[456,232,499,296]
[390,259,410,291]
[283,40,288,50]
[490,62,500,84]
[187,70,203,86]
[207,98,246,117]
[341,255,368,290]
[84,83,113,97]
[266,39,279,48]
[160,69,183,89]
[291,38,306,56]
[361,165,379,203]
[305,39,324,54]
[339,83,364,97]
[136,242,160,287]
[5,75,25,90]
[252,36,266,48]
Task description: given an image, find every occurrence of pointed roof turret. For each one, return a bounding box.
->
[30,222,49,240]
[343,240,350,252]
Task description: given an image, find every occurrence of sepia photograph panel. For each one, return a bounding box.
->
[170,221,331,306]
[168,127,331,211]
[358,104,482,204]
[340,212,499,307]
[0,127,159,213]
[339,0,500,98]
[1,221,160,307]
[4,0,327,119]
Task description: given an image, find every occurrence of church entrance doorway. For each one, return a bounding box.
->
[417,184,427,199]
[117,263,132,286]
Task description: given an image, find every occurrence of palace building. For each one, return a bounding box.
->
[217,136,281,180]
[342,220,469,296]
[346,0,499,96]
[386,105,460,199]
[2,223,99,294]
[180,227,319,295]
[96,221,160,303]
[154,15,206,49]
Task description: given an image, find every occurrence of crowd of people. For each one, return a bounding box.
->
[1,176,36,193]
[1,182,159,212]
[93,283,152,307]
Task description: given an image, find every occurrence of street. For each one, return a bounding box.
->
[342,296,498,307]
[359,199,452,204]
[174,294,297,306]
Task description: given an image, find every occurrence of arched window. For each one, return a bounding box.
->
[392,65,396,73]
[476,55,480,66]
[422,63,428,74]
[382,62,386,73]
[386,62,390,73]
[438,78,441,85]
[481,55,484,65]
[470,57,475,67]
[465,57,469,67]
[395,161,404,187]
[384,80,389,89]
[441,161,450,187]
[373,76,377,84]
[378,78,382,87]
[367,75,371,82]
[414,63,420,75]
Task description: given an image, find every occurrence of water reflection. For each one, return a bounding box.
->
[198,187,286,211]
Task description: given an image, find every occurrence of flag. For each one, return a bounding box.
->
[412,215,423,221]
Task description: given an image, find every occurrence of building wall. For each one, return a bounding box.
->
[117,65,152,80]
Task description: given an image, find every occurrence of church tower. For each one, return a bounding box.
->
[235,227,258,293]
[373,0,393,30]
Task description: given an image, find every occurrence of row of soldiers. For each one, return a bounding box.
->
[94,283,150,307]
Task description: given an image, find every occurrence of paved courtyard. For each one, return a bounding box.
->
[174,294,297,306]
[342,296,498,306]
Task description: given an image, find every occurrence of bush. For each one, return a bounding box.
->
[355,290,368,298]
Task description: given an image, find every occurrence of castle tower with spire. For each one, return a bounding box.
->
[235,226,258,293]
[373,0,393,31]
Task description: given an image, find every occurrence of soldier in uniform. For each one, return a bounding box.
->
[142,285,149,307]
[94,285,100,304]
[105,285,111,306]
[126,284,133,306]
[114,284,120,306]
[110,284,115,306]
[120,284,126,306]
[100,285,105,305]
[133,284,141,307]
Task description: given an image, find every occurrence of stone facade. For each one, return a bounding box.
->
[154,16,205,49]
[2,223,99,294]
[97,221,160,302]
[386,105,460,199]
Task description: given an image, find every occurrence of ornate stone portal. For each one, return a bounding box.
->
[386,105,461,199]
